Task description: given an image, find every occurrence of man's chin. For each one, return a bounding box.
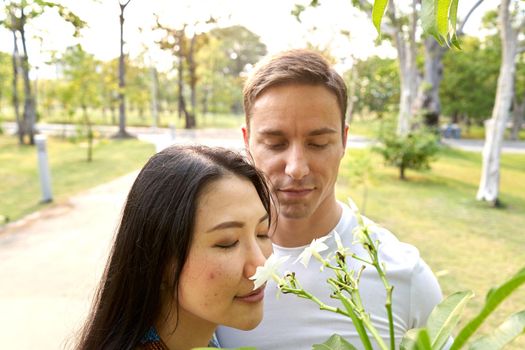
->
[278,203,312,219]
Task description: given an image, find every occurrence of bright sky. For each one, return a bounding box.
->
[0,0,497,78]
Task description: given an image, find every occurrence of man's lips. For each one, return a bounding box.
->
[236,286,266,303]
[278,188,314,197]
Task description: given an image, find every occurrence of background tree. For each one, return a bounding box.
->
[477,0,525,206]
[415,0,484,129]
[99,58,119,125]
[511,53,525,140]
[440,35,499,127]
[347,56,399,120]
[197,25,266,115]
[1,0,85,145]
[61,44,101,161]
[0,52,13,115]
[156,19,214,128]
[114,0,132,138]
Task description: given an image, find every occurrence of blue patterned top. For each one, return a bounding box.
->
[140,326,220,348]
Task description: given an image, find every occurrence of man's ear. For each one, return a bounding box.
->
[242,125,250,150]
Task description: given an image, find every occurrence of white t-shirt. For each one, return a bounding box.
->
[216,202,443,350]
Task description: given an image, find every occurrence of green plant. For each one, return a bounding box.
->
[250,200,525,350]
[373,129,440,180]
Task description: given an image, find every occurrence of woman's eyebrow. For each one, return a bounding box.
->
[207,214,268,233]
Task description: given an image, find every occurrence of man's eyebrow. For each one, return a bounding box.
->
[206,214,269,233]
[257,127,338,137]
[307,127,338,136]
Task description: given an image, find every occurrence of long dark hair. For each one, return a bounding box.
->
[76,145,272,350]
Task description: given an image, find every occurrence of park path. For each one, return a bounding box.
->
[0,171,137,349]
[1,126,524,349]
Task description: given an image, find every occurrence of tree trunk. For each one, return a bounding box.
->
[115,0,132,138]
[177,55,184,120]
[19,10,36,145]
[346,61,358,124]
[414,0,484,130]
[150,66,159,128]
[11,28,23,145]
[188,34,197,128]
[388,0,418,136]
[416,37,446,129]
[82,105,93,162]
[477,0,518,205]
[510,97,524,141]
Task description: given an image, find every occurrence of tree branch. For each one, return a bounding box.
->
[458,0,484,34]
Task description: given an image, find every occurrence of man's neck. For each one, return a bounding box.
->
[272,199,342,248]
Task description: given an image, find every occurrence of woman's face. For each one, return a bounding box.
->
[177,175,272,330]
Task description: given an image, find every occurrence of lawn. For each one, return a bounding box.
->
[0,134,155,223]
[337,146,525,349]
[348,114,525,141]
[1,107,244,130]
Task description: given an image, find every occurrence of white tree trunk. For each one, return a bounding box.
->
[415,37,445,128]
[477,0,518,204]
[391,0,418,136]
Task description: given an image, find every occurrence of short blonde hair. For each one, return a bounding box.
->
[243,49,348,131]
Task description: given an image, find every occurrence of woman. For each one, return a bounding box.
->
[76,145,273,350]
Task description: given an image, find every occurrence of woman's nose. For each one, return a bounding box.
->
[244,242,268,279]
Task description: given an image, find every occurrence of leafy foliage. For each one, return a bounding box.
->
[440,36,499,123]
[347,57,400,119]
[373,128,440,179]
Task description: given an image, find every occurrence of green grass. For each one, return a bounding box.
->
[1,107,244,129]
[348,114,525,141]
[337,147,525,349]
[0,134,155,223]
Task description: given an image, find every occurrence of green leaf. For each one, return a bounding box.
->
[436,0,453,38]
[291,4,306,23]
[427,290,474,349]
[449,0,459,33]
[372,0,389,35]
[400,328,421,350]
[468,310,525,350]
[450,33,461,50]
[416,329,433,350]
[400,328,433,350]
[421,0,445,46]
[450,267,525,350]
[312,334,359,350]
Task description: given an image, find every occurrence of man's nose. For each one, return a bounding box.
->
[284,145,309,180]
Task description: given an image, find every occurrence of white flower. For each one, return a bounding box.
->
[352,226,368,246]
[249,254,290,290]
[294,236,330,268]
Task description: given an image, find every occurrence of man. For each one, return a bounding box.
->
[216,49,443,350]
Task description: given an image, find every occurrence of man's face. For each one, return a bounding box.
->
[243,83,348,220]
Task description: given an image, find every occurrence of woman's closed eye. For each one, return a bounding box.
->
[215,240,239,249]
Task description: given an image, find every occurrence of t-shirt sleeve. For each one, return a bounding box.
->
[409,258,443,328]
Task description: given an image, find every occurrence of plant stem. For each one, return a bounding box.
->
[336,291,375,350]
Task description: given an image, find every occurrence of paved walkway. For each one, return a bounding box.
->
[0,172,138,349]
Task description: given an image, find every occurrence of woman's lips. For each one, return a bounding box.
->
[236,286,265,303]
